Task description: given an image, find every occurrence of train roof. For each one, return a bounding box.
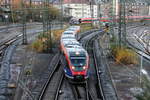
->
[70,26,80,28]
[65,44,82,49]
[61,38,76,41]
[63,31,76,35]
[61,34,75,40]
[62,40,80,45]
[66,46,87,57]
[62,40,81,48]
[69,26,80,30]
[66,28,78,32]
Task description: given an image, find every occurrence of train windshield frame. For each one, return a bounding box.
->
[70,57,86,70]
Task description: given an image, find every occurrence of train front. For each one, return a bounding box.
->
[64,50,89,82]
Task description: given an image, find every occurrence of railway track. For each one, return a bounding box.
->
[80,31,106,100]
[126,24,150,59]
[69,81,95,100]
[77,29,99,41]
[37,29,116,100]
[38,54,64,100]
[0,23,42,32]
[0,34,22,66]
[80,29,118,100]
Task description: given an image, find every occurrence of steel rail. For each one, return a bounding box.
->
[92,40,106,100]
[69,82,94,100]
[85,82,90,100]
[54,74,65,100]
[0,34,22,62]
[0,23,42,32]
[81,30,105,100]
[38,54,62,100]
[0,28,47,99]
[126,25,150,60]
[89,33,106,100]
[85,81,96,100]
[0,35,21,54]
[97,39,119,100]
[77,29,100,41]
[126,24,150,53]
[69,84,80,100]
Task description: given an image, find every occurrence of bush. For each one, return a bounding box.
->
[52,29,64,41]
[111,45,137,65]
[79,24,93,32]
[31,39,46,52]
[30,29,64,52]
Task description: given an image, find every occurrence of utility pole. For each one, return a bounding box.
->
[118,0,126,47]
[108,0,115,35]
[118,0,122,48]
[60,0,63,29]
[22,0,28,45]
[140,54,143,86]
[90,0,94,27]
[98,3,101,28]
[82,0,84,18]
[29,0,32,22]
[47,0,52,52]
[42,0,52,52]
[122,0,126,43]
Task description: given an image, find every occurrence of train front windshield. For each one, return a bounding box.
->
[70,57,86,71]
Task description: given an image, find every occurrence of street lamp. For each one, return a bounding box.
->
[140,69,150,88]
[5,14,9,32]
[5,14,8,19]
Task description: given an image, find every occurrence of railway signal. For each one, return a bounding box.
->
[78,18,81,24]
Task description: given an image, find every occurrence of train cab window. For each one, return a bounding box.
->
[70,58,86,66]
[63,32,73,35]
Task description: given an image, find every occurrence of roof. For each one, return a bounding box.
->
[95,0,150,4]
[28,0,150,4]
[64,0,96,4]
[30,0,60,3]
[125,0,150,4]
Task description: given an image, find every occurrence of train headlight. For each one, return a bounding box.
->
[83,66,86,70]
[75,51,80,55]
[72,66,75,70]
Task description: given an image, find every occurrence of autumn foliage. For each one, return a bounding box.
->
[30,29,64,52]
[111,45,138,65]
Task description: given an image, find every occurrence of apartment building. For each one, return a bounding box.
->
[63,3,98,18]
[63,0,98,18]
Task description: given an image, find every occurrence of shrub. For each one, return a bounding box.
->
[79,24,93,32]
[31,39,46,52]
[30,29,64,52]
[51,29,64,41]
[111,45,138,65]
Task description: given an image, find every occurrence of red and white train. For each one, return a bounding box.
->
[60,26,89,82]
[79,15,150,23]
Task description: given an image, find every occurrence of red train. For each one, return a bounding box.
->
[79,15,150,23]
[60,26,89,82]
